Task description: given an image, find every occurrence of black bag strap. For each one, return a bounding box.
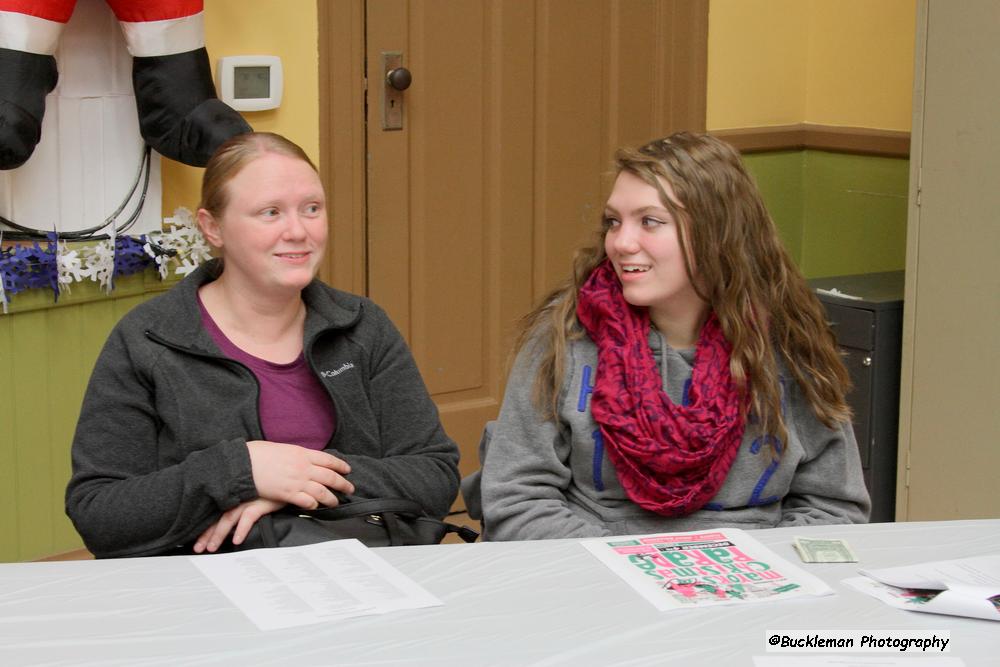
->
[380,511,405,547]
[300,496,426,521]
[449,523,480,543]
[254,496,480,548]
[258,513,280,548]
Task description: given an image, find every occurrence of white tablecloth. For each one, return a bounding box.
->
[1,519,997,665]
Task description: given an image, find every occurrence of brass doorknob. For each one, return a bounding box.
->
[386,67,412,91]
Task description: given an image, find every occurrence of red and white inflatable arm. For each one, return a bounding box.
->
[0,0,251,169]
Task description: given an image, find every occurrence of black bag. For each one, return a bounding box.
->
[244,496,479,549]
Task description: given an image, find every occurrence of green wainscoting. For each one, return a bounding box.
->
[742,151,805,263]
[744,150,909,278]
[0,272,172,562]
[799,151,909,277]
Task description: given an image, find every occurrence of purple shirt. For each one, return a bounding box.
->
[198,297,336,450]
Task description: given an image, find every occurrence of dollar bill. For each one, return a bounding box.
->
[793,536,858,563]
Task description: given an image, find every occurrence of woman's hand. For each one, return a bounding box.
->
[246,440,355,508]
[193,498,285,553]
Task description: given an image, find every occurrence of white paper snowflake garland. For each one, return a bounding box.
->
[0,207,211,309]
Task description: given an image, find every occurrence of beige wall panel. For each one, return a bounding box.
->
[366,0,412,336]
[664,0,709,132]
[319,0,367,294]
[898,0,1000,519]
[488,0,538,356]
[534,0,610,295]
[407,2,486,395]
[608,2,663,165]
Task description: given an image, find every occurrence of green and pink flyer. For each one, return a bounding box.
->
[583,528,834,611]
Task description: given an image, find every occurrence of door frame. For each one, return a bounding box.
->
[318,0,367,294]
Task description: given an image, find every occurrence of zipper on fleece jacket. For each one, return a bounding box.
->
[144,329,268,442]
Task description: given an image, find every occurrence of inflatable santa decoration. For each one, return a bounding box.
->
[0,0,251,169]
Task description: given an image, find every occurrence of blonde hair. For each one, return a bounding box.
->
[515,132,851,446]
[199,132,318,218]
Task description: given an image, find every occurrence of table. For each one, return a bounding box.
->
[1,520,998,665]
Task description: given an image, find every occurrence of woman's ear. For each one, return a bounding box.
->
[197,208,224,249]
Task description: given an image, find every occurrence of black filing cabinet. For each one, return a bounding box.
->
[808,271,904,523]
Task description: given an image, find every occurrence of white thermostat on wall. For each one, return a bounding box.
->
[217,55,283,111]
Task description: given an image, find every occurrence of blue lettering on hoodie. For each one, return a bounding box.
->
[577,364,594,412]
[591,429,605,491]
[706,378,789,511]
[578,365,605,490]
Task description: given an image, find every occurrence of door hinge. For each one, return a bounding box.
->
[904,449,911,488]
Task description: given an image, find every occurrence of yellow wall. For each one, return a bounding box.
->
[161,0,320,216]
[707,0,809,128]
[708,0,916,131]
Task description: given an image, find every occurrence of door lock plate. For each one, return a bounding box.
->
[382,51,404,131]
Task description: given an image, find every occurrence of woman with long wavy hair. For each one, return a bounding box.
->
[477,132,870,540]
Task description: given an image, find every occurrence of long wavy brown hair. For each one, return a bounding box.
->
[515,132,851,447]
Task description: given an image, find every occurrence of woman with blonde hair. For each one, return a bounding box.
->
[479,132,869,540]
[67,132,459,557]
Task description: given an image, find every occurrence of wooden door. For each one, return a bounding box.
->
[896,0,1000,519]
[320,0,708,479]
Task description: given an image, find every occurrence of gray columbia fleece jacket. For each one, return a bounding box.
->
[65,260,459,558]
[476,329,870,541]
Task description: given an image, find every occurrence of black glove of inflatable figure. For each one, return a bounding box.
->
[132,47,251,167]
[0,47,59,170]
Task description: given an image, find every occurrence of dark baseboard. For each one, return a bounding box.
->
[711,123,910,158]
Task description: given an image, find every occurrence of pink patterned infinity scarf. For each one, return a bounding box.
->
[576,259,746,516]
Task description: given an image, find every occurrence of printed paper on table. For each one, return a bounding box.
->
[582,528,834,611]
[844,555,1000,622]
[191,538,441,631]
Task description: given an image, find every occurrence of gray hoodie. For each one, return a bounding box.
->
[478,329,870,540]
[66,261,459,557]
